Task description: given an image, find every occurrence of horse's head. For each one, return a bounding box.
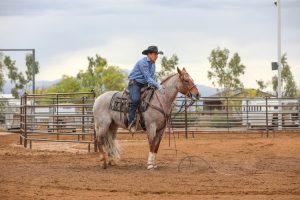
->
[177,67,201,100]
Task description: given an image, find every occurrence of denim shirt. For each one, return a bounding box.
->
[128,57,159,88]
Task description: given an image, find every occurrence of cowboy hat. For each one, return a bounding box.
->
[142,46,163,55]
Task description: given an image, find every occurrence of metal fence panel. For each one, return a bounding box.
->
[19,91,96,152]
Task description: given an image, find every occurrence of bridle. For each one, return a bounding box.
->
[179,74,198,100]
[145,72,199,132]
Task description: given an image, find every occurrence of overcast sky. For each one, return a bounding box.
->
[0,0,299,89]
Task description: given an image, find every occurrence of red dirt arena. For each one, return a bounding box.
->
[0,131,299,200]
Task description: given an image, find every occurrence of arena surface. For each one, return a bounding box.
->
[0,132,299,200]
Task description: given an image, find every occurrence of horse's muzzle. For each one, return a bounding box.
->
[189,92,200,100]
[195,93,200,100]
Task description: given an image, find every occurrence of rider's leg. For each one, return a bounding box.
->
[128,82,142,125]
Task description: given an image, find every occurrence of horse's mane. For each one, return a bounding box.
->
[160,73,178,84]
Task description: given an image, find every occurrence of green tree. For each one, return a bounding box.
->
[156,54,178,81]
[272,53,297,97]
[24,53,40,91]
[0,53,40,98]
[0,53,5,92]
[3,56,26,98]
[297,89,300,97]
[36,55,127,95]
[256,79,267,91]
[207,47,245,96]
[45,75,81,93]
[76,54,127,95]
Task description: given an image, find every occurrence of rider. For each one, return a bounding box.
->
[127,45,165,130]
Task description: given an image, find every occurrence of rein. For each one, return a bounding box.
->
[144,91,170,132]
[143,73,198,133]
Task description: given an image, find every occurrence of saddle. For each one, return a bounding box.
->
[109,86,155,130]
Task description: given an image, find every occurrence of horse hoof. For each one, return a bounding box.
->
[102,163,107,169]
[99,155,104,161]
[147,164,157,170]
[108,160,117,166]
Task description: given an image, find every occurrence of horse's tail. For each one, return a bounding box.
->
[103,129,121,160]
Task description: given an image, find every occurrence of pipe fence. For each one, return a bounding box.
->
[171,96,300,138]
[1,93,300,152]
[0,97,20,131]
[19,91,96,151]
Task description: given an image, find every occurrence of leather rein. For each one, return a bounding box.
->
[144,77,197,132]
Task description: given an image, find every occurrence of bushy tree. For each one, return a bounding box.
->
[0,53,5,92]
[207,47,245,96]
[272,53,297,97]
[45,75,81,93]
[3,56,26,98]
[0,53,39,98]
[76,55,127,95]
[38,55,127,95]
[156,54,178,81]
[25,53,40,91]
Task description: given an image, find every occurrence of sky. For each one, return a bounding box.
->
[0,0,299,90]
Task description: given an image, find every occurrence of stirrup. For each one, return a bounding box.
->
[128,120,137,132]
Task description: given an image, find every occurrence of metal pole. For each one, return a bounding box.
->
[265,97,269,138]
[298,99,300,128]
[92,90,97,152]
[246,100,249,129]
[226,97,229,132]
[276,0,282,130]
[32,49,36,94]
[20,96,23,145]
[184,96,188,139]
[82,97,85,141]
[24,93,27,148]
[56,94,59,140]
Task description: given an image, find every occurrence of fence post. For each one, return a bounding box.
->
[246,99,249,129]
[298,99,300,128]
[20,95,23,145]
[82,96,86,141]
[92,90,97,152]
[56,93,59,140]
[24,93,27,148]
[226,97,229,132]
[265,96,269,138]
[185,96,188,139]
[193,100,196,138]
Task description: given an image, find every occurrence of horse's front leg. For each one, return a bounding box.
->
[147,124,165,170]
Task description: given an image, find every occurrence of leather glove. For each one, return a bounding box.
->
[158,85,165,94]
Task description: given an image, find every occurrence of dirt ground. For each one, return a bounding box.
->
[0,131,299,200]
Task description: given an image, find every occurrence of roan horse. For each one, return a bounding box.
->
[93,67,200,169]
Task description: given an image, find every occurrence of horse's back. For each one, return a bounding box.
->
[93,91,118,113]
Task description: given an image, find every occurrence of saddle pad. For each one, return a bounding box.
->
[109,88,155,113]
[109,92,127,112]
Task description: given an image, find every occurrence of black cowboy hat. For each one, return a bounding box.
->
[142,46,163,55]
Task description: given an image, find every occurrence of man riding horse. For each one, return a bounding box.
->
[93,45,200,169]
[127,46,165,131]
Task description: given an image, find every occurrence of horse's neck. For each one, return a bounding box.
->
[158,75,179,114]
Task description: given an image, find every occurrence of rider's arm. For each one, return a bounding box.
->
[139,63,160,88]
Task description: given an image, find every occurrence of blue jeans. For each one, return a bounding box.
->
[128,81,145,124]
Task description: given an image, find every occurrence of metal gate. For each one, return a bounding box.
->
[20,91,96,152]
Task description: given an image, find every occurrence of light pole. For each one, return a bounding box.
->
[275,0,282,98]
[274,0,282,130]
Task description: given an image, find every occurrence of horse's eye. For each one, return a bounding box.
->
[184,80,189,83]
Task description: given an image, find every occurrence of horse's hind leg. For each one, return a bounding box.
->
[96,125,109,169]
[108,124,119,166]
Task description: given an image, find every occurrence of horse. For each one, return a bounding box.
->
[92,67,200,169]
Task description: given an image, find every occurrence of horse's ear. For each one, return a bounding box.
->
[183,67,187,72]
[177,67,182,75]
